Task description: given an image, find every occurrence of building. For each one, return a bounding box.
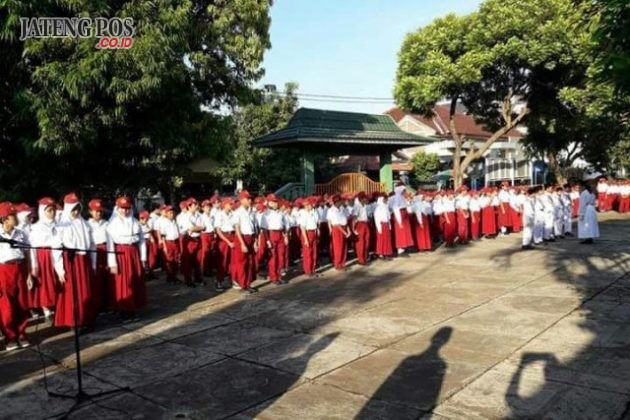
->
[385,105,537,186]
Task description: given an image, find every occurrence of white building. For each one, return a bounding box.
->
[385,106,537,186]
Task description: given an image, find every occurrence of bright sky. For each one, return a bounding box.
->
[260,0,482,115]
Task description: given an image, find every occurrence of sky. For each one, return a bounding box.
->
[260,0,482,115]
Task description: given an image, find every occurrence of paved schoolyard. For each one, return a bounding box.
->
[2,212,630,419]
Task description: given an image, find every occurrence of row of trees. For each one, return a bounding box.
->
[395,0,629,187]
[0,0,276,202]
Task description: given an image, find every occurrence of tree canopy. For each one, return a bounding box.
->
[394,0,600,187]
[0,0,272,201]
[410,151,441,183]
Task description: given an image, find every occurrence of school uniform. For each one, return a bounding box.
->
[87,216,109,310]
[455,194,470,243]
[542,192,555,240]
[160,217,181,283]
[480,196,497,236]
[317,205,330,256]
[263,208,286,282]
[390,186,414,250]
[440,197,457,246]
[521,196,535,247]
[411,197,432,250]
[107,203,147,313]
[231,205,257,289]
[497,189,511,233]
[469,196,481,240]
[578,190,600,240]
[180,211,204,284]
[533,195,546,244]
[200,211,215,276]
[597,180,608,211]
[560,191,573,235]
[214,209,235,283]
[298,208,319,274]
[327,205,348,269]
[511,192,524,233]
[53,198,98,327]
[352,201,370,264]
[373,198,393,257]
[30,201,60,310]
[0,225,31,344]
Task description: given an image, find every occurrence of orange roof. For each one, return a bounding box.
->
[385,105,523,140]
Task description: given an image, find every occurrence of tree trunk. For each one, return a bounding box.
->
[546,152,567,186]
[448,98,464,189]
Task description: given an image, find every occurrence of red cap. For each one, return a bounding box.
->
[139,210,149,219]
[266,194,278,203]
[187,197,198,206]
[116,196,132,209]
[255,203,266,212]
[15,203,33,213]
[179,200,188,210]
[0,202,17,218]
[221,198,233,208]
[331,194,342,203]
[201,199,211,207]
[238,190,251,199]
[64,193,80,205]
[254,196,265,204]
[38,197,56,207]
[88,199,104,211]
[293,198,303,208]
[163,205,174,213]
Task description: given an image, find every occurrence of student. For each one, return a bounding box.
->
[231,191,258,293]
[0,202,33,350]
[480,189,497,238]
[158,205,181,284]
[87,199,109,312]
[441,190,457,247]
[29,197,60,319]
[328,195,350,270]
[533,186,546,245]
[455,187,470,244]
[578,182,600,244]
[298,197,319,276]
[497,182,512,235]
[373,194,393,259]
[390,182,414,255]
[411,191,432,251]
[352,192,370,265]
[107,196,147,321]
[469,191,481,241]
[214,198,236,291]
[199,199,215,277]
[139,210,158,280]
[180,198,204,286]
[53,193,98,332]
[521,188,536,250]
[262,195,288,284]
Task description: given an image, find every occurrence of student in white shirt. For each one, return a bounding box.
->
[231,191,258,293]
[87,198,109,312]
[0,202,33,351]
[159,205,181,284]
[262,195,288,284]
[214,198,236,290]
[327,195,350,270]
[298,197,320,275]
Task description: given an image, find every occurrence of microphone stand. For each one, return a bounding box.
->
[4,238,129,419]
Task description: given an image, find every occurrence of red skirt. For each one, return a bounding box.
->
[497,203,511,228]
[0,261,30,341]
[392,209,415,249]
[36,248,59,308]
[572,199,579,217]
[481,207,497,235]
[55,253,96,327]
[375,223,393,256]
[413,215,432,250]
[442,212,457,245]
[147,239,158,270]
[511,208,522,232]
[470,211,481,239]
[110,244,146,312]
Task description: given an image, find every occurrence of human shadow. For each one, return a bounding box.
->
[494,215,630,419]
[357,326,453,419]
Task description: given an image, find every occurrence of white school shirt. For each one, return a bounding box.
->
[106,215,147,267]
[263,209,285,231]
[352,203,369,222]
[176,211,188,233]
[469,197,481,212]
[214,210,235,233]
[54,217,96,276]
[29,218,60,269]
[432,198,444,215]
[316,206,328,224]
[298,209,319,230]
[441,198,456,213]
[498,190,510,204]
[201,212,214,233]
[327,206,348,226]
[455,195,470,210]
[0,227,28,263]
[232,206,256,235]
[373,200,390,233]
[160,218,180,241]
[514,194,527,212]
[87,218,108,245]
[180,211,203,238]
[597,182,608,193]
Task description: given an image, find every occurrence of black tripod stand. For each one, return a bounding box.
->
[4,238,130,419]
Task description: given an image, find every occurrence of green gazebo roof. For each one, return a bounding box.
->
[251,107,432,149]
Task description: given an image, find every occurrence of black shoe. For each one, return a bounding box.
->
[245,287,258,294]
[185,282,197,288]
[580,239,594,244]
[565,232,573,236]
[214,282,225,292]
[521,245,535,250]
[273,281,283,286]
[280,279,290,284]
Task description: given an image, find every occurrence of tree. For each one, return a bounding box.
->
[395,0,590,188]
[410,151,441,183]
[593,0,630,96]
[214,82,302,193]
[0,0,272,201]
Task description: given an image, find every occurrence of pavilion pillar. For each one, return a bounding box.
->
[379,152,393,192]
[302,150,315,195]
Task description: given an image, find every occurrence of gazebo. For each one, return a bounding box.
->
[251,108,431,195]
